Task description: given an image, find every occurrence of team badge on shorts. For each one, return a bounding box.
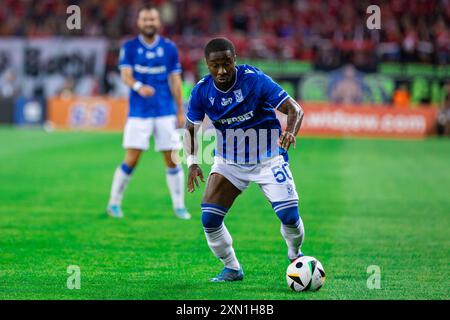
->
[287,184,294,195]
[234,89,244,103]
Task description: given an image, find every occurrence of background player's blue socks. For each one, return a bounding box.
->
[272,200,304,260]
[201,203,241,271]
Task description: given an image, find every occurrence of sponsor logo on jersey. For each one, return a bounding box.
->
[146,51,156,59]
[143,47,164,59]
[216,110,254,125]
[134,64,166,74]
[221,97,233,106]
[209,97,215,106]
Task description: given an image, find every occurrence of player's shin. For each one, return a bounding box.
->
[272,200,304,260]
[165,164,185,209]
[108,163,134,205]
[202,204,240,271]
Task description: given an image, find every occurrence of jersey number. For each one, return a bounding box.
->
[271,163,292,183]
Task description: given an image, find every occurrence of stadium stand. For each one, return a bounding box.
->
[0,0,448,111]
[1,0,448,66]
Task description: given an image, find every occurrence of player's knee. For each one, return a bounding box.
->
[163,150,179,168]
[125,149,142,167]
[272,200,299,225]
[277,207,299,225]
[201,211,224,229]
[201,203,228,229]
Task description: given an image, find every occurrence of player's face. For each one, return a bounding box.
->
[137,9,161,37]
[206,50,236,86]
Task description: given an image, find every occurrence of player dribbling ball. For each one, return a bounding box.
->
[185,38,307,282]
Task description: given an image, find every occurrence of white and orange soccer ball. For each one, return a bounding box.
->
[286,256,325,292]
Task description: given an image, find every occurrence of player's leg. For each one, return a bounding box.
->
[107,118,152,218]
[202,161,248,282]
[108,148,142,210]
[273,199,305,262]
[161,150,190,219]
[258,155,304,261]
[154,115,189,219]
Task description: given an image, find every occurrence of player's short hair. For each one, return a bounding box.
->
[138,4,159,15]
[204,38,236,59]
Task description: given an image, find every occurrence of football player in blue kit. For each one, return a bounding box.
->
[185,38,305,281]
[107,6,190,219]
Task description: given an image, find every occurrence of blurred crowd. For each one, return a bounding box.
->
[1,0,449,72]
[0,0,449,132]
[0,0,449,107]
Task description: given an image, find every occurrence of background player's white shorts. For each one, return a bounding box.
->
[122,116,182,151]
[210,155,299,203]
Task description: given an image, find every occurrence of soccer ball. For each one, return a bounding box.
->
[286,256,325,292]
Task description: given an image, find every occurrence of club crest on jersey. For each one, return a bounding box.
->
[156,47,164,57]
[234,89,244,103]
[209,97,215,106]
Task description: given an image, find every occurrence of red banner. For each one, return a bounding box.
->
[48,97,438,138]
[48,96,127,130]
[279,103,438,138]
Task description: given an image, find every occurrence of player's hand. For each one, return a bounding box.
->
[187,164,205,193]
[176,111,185,128]
[279,131,296,151]
[138,85,155,97]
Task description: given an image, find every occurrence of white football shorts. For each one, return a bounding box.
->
[122,116,182,151]
[210,155,299,203]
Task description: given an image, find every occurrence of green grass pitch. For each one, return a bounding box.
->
[0,127,449,300]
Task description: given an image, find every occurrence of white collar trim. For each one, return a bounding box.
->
[138,34,160,49]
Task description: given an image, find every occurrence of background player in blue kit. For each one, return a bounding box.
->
[107,6,190,219]
[185,38,305,281]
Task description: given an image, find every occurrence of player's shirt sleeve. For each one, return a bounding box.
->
[186,85,205,124]
[259,72,290,109]
[118,42,133,69]
[167,43,182,74]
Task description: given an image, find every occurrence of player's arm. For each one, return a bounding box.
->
[184,121,205,193]
[277,98,304,151]
[168,72,185,128]
[120,67,155,97]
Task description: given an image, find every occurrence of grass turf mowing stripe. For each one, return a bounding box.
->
[0,128,449,299]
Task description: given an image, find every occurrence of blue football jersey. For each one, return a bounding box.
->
[187,64,290,163]
[119,34,182,118]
